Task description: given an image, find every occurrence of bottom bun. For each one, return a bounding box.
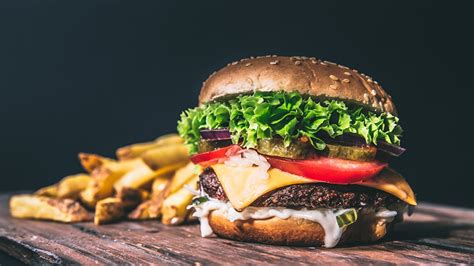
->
[208,208,403,246]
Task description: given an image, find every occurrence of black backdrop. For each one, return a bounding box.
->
[0,1,472,207]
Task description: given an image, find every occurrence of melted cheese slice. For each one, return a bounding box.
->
[211,164,416,210]
[356,167,417,206]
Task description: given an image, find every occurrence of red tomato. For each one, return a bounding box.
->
[190,145,242,166]
[266,156,387,184]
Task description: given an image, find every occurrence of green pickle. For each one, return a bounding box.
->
[325,144,376,161]
[198,138,377,161]
[255,139,311,159]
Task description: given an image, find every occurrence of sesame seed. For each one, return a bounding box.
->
[344,72,351,76]
[231,61,238,65]
[301,56,308,60]
[371,89,377,96]
[374,80,379,85]
[329,75,339,81]
[320,62,328,66]
[265,55,271,58]
[342,79,350,83]
[367,78,373,83]
[272,55,277,57]
[352,69,358,73]
[309,57,316,60]
[329,84,338,90]
[311,60,317,64]
[378,101,384,110]
[363,93,370,102]
[295,61,302,65]
[250,56,255,59]
[245,63,252,67]
[338,64,349,70]
[270,60,279,65]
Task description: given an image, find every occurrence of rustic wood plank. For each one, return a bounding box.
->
[0,192,473,265]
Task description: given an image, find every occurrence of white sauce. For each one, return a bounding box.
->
[192,199,399,248]
[375,208,398,222]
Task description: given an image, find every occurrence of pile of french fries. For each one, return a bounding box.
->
[10,134,199,226]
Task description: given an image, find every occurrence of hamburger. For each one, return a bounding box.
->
[178,56,416,248]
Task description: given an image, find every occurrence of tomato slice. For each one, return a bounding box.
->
[190,145,242,166]
[266,156,387,184]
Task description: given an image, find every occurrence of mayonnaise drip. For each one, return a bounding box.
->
[192,198,399,248]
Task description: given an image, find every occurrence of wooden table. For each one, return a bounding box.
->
[0,193,473,265]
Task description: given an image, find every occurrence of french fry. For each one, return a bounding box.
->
[115,187,149,209]
[128,200,160,220]
[113,161,154,191]
[168,162,196,194]
[57,174,92,199]
[152,175,171,197]
[78,153,115,173]
[161,175,198,225]
[114,161,186,191]
[94,198,125,225]
[80,159,146,208]
[35,185,58,197]
[141,144,189,170]
[128,178,171,220]
[116,134,183,160]
[10,195,91,223]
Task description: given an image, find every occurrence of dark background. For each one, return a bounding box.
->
[0,1,472,207]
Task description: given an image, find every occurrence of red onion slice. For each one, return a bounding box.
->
[200,129,232,140]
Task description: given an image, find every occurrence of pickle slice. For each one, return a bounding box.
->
[325,144,377,161]
[199,138,377,161]
[198,140,233,153]
[255,139,311,159]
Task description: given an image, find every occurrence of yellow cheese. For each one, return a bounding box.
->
[356,167,417,206]
[211,164,416,210]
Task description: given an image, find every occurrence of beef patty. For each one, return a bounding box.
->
[199,167,401,209]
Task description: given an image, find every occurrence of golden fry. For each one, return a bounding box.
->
[114,161,186,191]
[80,158,148,208]
[161,175,198,225]
[168,162,196,194]
[128,178,171,220]
[57,174,92,199]
[128,199,161,220]
[116,134,183,160]
[94,197,125,225]
[78,153,114,173]
[115,187,149,209]
[35,185,58,197]
[141,144,189,170]
[10,194,91,223]
[152,175,170,197]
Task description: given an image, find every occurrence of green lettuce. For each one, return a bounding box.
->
[177,91,403,154]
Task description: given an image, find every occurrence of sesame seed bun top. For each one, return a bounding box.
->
[199,56,397,115]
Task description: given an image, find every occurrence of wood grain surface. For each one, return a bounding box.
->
[0,192,473,265]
